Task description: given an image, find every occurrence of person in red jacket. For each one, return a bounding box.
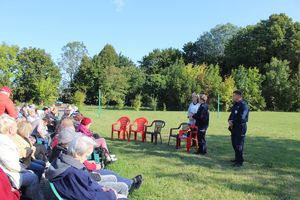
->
[0,167,20,200]
[0,86,17,118]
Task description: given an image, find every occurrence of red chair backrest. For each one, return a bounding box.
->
[118,116,130,130]
[133,117,148,131]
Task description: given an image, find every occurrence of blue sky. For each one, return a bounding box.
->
[0,0,299,63]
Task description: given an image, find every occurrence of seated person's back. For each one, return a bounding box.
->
[46,136,120,200]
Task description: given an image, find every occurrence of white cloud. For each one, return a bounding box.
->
[113,0,124,12]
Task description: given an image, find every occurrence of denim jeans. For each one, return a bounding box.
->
[27,159,45,180]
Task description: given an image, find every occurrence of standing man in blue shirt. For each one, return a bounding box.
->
[228,90,249,167]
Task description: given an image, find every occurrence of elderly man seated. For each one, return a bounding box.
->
[46,134,128,200]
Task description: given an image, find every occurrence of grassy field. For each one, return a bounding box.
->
[81,106,300,200]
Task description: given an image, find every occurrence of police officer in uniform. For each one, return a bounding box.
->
[228,90,249,167]
[192,94,209,155]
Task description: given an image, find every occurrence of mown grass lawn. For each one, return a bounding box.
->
[82,106,300,200]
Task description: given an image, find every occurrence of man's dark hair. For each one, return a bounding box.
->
[233,90,242,96]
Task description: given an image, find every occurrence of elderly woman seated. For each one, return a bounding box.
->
[12,121,46,180]
[0,115,44,200]
[46,134,130,199]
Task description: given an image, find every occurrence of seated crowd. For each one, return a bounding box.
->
[0,86,143,200]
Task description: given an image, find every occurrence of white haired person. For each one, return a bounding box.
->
[0,115,44,200]
[192,94,210,154]
[187,92,200,125]
[46,135,128,200]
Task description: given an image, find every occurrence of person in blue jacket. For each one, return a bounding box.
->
[46,135,127,200]
[228,90,249,167]
[192,94,209,155]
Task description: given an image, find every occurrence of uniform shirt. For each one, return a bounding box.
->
[228,100,249,126]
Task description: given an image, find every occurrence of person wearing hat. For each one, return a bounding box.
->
[187,92,200,125]
[0,86,17,118]
[77,117,117,162]
[192,94,210,155]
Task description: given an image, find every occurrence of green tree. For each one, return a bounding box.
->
[290,64,300,111]
[101,66,129,106]
[73,90,86,108]
[139,48,183,74]
[143,74,168,108]
[94,44,118,68]
[219,76,236,111]
[123,66,146,105]
[59,41,88,84]
[232,66,266,110]
[225,13,300,74]
[194,64,223,109]
[263,58,292,111]
[164,63,197,110]
[71,55,95,103]
[183,23,240,67]
[15,47,61,103]
[0,43,20,87]
[35,78,58,105]
[116,53,136,68]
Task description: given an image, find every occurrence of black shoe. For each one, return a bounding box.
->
[193,151,200,155]
[232,162,243,167]
[230,159,236,163]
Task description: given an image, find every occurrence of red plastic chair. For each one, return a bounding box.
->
[177,124,198,152]
[111,116,130,140]
[128,117,148,142]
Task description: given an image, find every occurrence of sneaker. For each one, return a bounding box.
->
[110,154,116,158]
[45,161,51,168]
[107,157,118,162]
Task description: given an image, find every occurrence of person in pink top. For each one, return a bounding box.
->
[77,117,117,162]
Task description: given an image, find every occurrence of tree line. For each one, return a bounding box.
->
[0,13,299,111]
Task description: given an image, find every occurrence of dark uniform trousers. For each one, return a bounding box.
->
[231,123,247,164]
[198,129,207,154]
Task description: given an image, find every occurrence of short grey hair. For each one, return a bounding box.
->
[68,135,97,156]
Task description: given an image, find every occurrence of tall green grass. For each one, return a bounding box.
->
[82,106,300,200]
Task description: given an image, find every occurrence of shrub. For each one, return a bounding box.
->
[149,96,158,111]
[133,94,142,111]
[73,90,86,108]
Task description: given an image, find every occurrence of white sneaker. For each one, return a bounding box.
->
[110,154,116,158]
[107,157,118,162]
[45,161,51,168]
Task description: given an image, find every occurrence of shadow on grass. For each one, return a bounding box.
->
[107,134,300,199]
[107,135,300,169]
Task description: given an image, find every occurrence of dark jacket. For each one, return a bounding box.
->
[192,103,209,130]
[46,153,117,200]
[228,100,249,126]
[49,144,67,163]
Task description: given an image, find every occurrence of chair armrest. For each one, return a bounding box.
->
[112,122,119,130]
[129,123,135,131]
[169,127,179,135]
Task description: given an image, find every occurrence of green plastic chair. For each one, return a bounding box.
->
[49,182,64,200]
